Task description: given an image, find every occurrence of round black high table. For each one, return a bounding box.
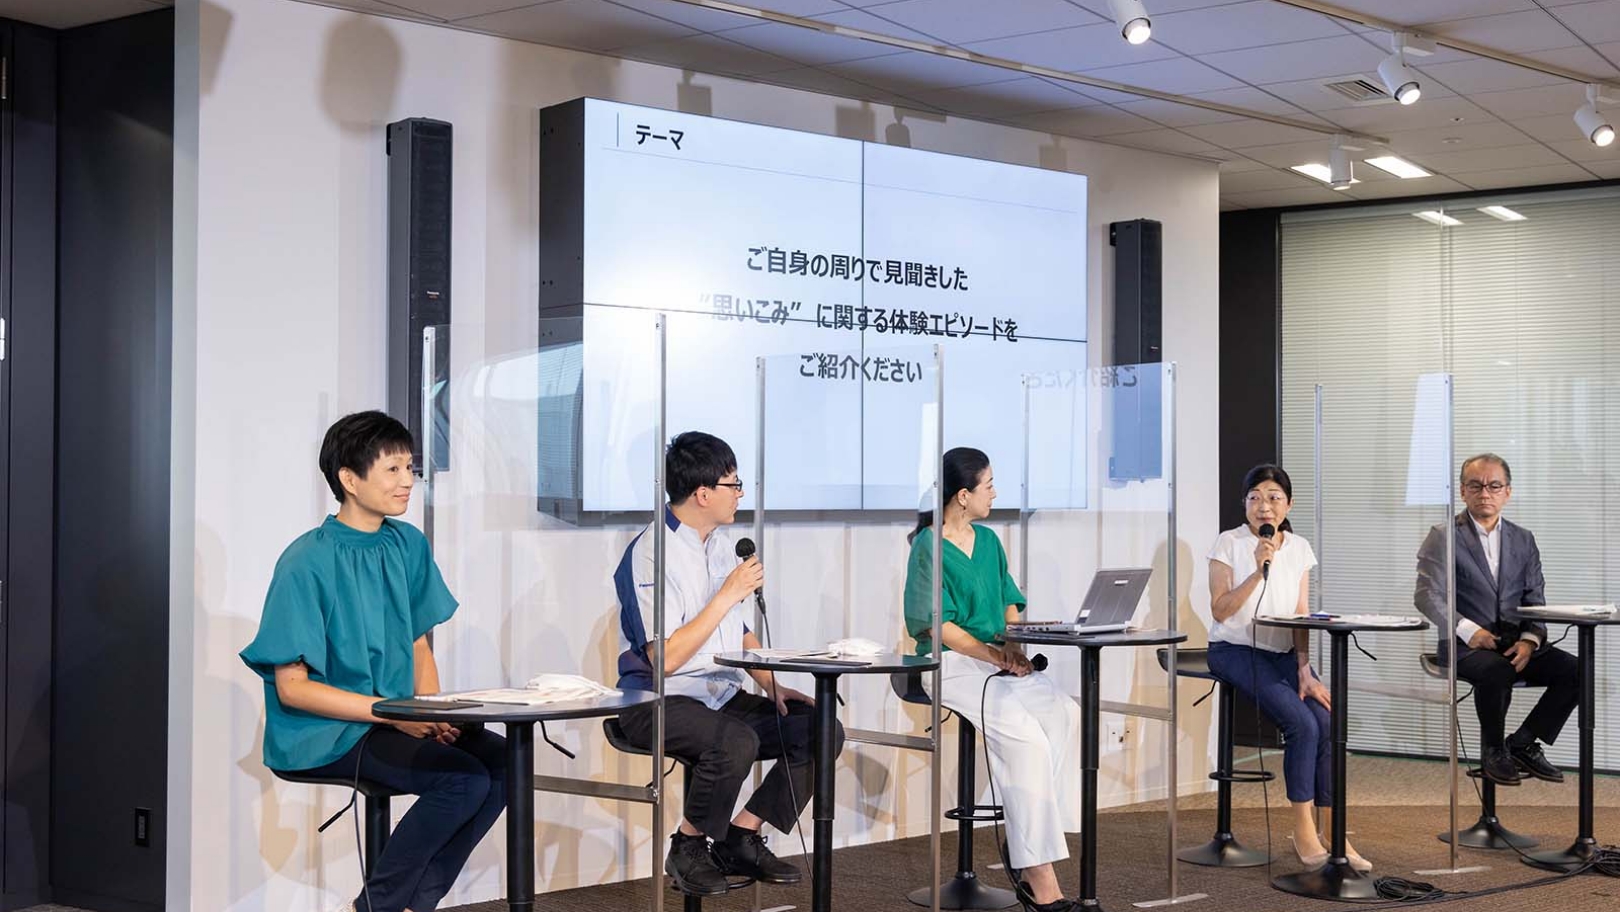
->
[1257,615,1429,902]
[714,651,939,912]
[373,690,658,912]
[1001,628,1188,911]
[1511,607,1620,872]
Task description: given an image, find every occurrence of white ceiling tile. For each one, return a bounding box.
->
[1508,112,1605,143]
[859,0,1103,46]
[1336,175,1473,199]
[1010,105,1169,137]
[1414,56,1569,93]
[394,0,552,22]
[1223,138,1334,166]
[723,9,930,65]
[1510,44,1620,77]
[1180,118,1332,147]
[1584,160,1620,178]
[1543,1,1620,44]
[0,0,168,28]
[610,0,844,33]
[1076,56,1244,94]
[1219,157,1272,172]
[1150,0,1345,55]
[1315,1,1539,25]
[1316,95,1497,133]
[616,31,800,76]
[455,0,698,50]
[1113,86,1316,127]
[1221,186,1355,207]
[1470,83,1593,119]
[1424,10,1591,53]
[826,50,1024,92]
[1381,119,1537,155]
[1453,163,1598,188]
[963,22,1182,73]
[754,65,914,102]
[1201,35,1389,86]
[1101,128,1224,155]
[1218,167,1324,193]
[903,76,1104,118]
[1220,199,1248,210]
[1542,137,1620,162]
[1419,143,1569,173]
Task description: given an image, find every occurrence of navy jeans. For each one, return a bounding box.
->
[293,725,507,912]
[1207,642,1332,806]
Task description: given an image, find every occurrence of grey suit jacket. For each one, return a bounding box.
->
[1414,511,1547,663]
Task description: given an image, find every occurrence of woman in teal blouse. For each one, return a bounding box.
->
[241,412,504,912]
[903,448,1084,912]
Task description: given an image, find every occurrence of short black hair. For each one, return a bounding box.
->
[1242,463,1295,533]
[666,431,737,505]
[1461,453,1512,485]
[318,411,415,503]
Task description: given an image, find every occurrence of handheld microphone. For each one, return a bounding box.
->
[734,538,767,616]
[1258,522,1276,580]
[995,652,1048,677]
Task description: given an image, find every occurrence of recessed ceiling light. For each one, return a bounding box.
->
[1291,163,1359,185]
[1478,205,1527,221]
[1365,156,1431,178]
[1414,210,1462,227]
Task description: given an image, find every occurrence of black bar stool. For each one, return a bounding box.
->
[602,717,758,911]
[273,769,402,877]
[891,670,1018,910]
[1418,653,1540,850]
[1156,648,1278,867]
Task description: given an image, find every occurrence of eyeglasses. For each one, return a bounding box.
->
[1244,493,1289,506]
[1462,481,1508,495]
[711,481,745,493]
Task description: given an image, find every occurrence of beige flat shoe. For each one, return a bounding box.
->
[1346,851,1372,873]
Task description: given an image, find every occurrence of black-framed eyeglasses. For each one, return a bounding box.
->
[711,481,745,493]
[1462,481,1508,494]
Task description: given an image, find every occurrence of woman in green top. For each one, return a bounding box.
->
[903,448,1084,912]
[241,412,505,912]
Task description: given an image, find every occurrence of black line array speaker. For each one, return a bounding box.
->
[387,117,452,471]
[1110,218,1162,365]
[1108,218,1163,482]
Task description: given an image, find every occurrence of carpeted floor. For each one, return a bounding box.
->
[446,754,1620,912]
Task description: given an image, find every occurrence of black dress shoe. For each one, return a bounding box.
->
[712,829,802,884]
[1510,740,1565,783]
[1480,747,1523,786]
[666,833,730,896]
[1018,881,1077,912]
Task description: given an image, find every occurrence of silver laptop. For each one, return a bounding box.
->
[1008,568,1152,635]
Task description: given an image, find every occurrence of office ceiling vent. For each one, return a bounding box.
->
[1320,76,1396,105]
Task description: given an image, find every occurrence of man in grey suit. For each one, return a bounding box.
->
[1415,453,1578,786]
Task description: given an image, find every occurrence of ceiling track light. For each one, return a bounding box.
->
[1107,0,1152,45]
[1378,31,1425,106]
[1329,135,1356,190]
[1575,84,1616,147]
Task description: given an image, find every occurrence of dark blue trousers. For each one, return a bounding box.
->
[294,725,507,912]
[1207,642,1332,806]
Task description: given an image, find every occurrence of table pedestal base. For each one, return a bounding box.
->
[1524,837,1600,872]
[907,873,1019,910]
[1439,812,1538,851]
[1177,833,1268,868]
[1271,861,1381,902]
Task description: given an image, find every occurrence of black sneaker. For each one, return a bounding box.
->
[665,833,729,896]
[1480,747,1523,786]
[713,828,802,884]
[1510,740,1565,783]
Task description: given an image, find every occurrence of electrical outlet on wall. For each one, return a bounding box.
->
[1104,720,1132,753]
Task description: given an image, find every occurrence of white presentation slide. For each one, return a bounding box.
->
[568,99,1090,512]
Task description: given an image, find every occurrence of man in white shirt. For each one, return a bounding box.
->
[1415,454,1578,786]
[611,432,841,897]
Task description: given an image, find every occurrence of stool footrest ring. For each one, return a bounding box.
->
[1211,770,1274,784]
[944,804,1005,823]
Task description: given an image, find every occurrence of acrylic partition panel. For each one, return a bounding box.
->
[416,313,680,890]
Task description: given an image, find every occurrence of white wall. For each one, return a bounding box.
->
[170,0,1222,908]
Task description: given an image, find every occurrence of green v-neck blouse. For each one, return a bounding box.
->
[240,516,457,771]
[903,524,1026,657]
